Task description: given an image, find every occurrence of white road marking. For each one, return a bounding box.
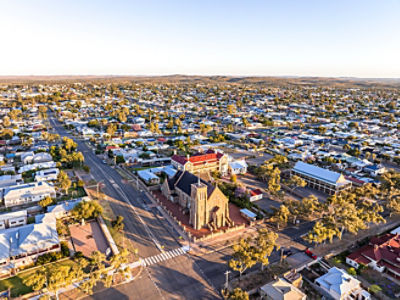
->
[142,246,188,267]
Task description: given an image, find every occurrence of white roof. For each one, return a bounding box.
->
[0,222,59,260]
[293,162,348,186]
[0,210,27,223]
[315,267,363,297]
[138,170,159,181]
[229,160,248,169]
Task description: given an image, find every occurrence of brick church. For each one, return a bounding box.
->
[161,171,232,230]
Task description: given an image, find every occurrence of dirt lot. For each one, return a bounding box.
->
[69,220,109,257]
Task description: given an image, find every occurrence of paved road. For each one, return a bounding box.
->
[49,114,180,257]
[49,114,220,299]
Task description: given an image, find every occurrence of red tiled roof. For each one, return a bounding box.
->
[347,234,400,271]
[172,152,224,166]
[345,176,365,185]
[189,153,218,163]
[106,145,119,150]
[171,154,188,165]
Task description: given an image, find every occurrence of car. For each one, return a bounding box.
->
[305,249,317,260]
[102,160,107,164]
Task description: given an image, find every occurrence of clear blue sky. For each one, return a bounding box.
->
[1,0,399,77]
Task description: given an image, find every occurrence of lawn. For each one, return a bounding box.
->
[0,273,32,298]
[0,259,78,297]
[59,186,87,201]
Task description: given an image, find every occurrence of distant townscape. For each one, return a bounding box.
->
[0,77,399,299]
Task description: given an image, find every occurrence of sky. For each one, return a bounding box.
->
[0,0,399,77]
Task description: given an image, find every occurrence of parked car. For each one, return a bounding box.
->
[305,248,317,260]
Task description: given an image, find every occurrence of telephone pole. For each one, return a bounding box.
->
[224,270,230,290]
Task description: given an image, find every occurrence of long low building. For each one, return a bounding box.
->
[2,181,56,208]
[291,161,351,195]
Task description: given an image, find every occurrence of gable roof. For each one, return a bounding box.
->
[293,161,348,186]
[168,171,214,197]
[315,267,361,297]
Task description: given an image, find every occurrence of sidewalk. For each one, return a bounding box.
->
[313,215,400,257]
[117,166,190,245]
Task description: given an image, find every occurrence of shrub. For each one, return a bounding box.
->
[36,251,62,265]
[347,267,357,276]
[60,241,70,257]
[368,284,382,294]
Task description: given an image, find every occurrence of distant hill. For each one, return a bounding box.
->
[0,75,400,88]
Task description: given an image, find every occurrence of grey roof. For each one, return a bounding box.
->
[47,198,83,214]
[0,222,59,260]
[293,161,344,185]
[169,171,213,196]
[315,267,362,297]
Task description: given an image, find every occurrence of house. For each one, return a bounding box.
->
[315,267,370,300]
[0,210,27,230]
[137,170,160,185]
[47,198,85,219]
[2,181,56,208]
[0,222,59,275]
[34,168,59,181]
[259,277,306,300]
[346,233,400,279]
[161,171,232,230]
[249,189,263,202]
[171,149,229,176]
[0,174,23,188]
[363,164,386,177]
[33,152,53,163]
[229,160,248,175]
[18,161,57,173]
[291,162,352,195]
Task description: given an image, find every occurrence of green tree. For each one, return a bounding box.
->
[228,238,257,278]
[57,170,71,195]
[253,229,279,270]
[72,201,103,220]
[112,215,125,232]
[227,288,249,300]
[2,116,11,127]
[271,205,290,229]
[38,196,53,208]
[286,175,306,194]
[23,267,47,291]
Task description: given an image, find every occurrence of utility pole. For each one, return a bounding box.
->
[224,270,230,290]
[97,180,104,198]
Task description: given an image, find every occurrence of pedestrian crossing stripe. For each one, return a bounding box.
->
[142,246,188,267]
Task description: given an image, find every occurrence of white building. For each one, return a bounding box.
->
[0,174,23,188]
[18,161,57,173]
[0,210,27,230]
[259,277,306,300]
[34,168,59,181]
[229,160,248,175]
[0,222,59,276]
[315,267,370,300]
[2,181,56,208]
[292,162,352,195]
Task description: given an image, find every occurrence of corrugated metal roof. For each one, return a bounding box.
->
[293,161,342,185]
